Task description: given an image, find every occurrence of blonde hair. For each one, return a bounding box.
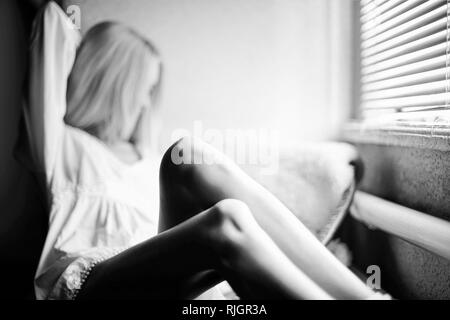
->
[65,22,162,144]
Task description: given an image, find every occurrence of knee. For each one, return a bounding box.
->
[206,199,257,253]
[160,136,203,183]
[160,136,232,186]
[213,199,253,228]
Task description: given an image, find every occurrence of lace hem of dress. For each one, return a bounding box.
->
[47,247,127,300]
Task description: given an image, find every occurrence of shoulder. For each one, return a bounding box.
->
[52,127,120,187]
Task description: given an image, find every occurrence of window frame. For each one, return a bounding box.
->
[344,0,450,151]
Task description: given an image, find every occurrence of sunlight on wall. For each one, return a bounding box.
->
[64,0,353,150]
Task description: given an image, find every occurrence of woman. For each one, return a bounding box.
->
[21,1,384,300]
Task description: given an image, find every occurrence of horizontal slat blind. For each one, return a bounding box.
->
[359,0,450,116]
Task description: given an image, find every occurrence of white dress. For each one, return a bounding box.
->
[22,3,160,300]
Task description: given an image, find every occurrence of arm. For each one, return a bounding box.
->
[23,1,81,182]
[17,0,63,31]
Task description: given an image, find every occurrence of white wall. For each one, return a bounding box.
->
[64,0,354,150]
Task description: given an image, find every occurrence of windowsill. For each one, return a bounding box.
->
[342,118,450,151]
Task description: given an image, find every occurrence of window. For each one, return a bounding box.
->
[356,0,450,125]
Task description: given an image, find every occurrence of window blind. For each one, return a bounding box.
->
[359,0,450,117]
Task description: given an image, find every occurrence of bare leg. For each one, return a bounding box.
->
[76,200,330,299]
[160,137,373,299]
